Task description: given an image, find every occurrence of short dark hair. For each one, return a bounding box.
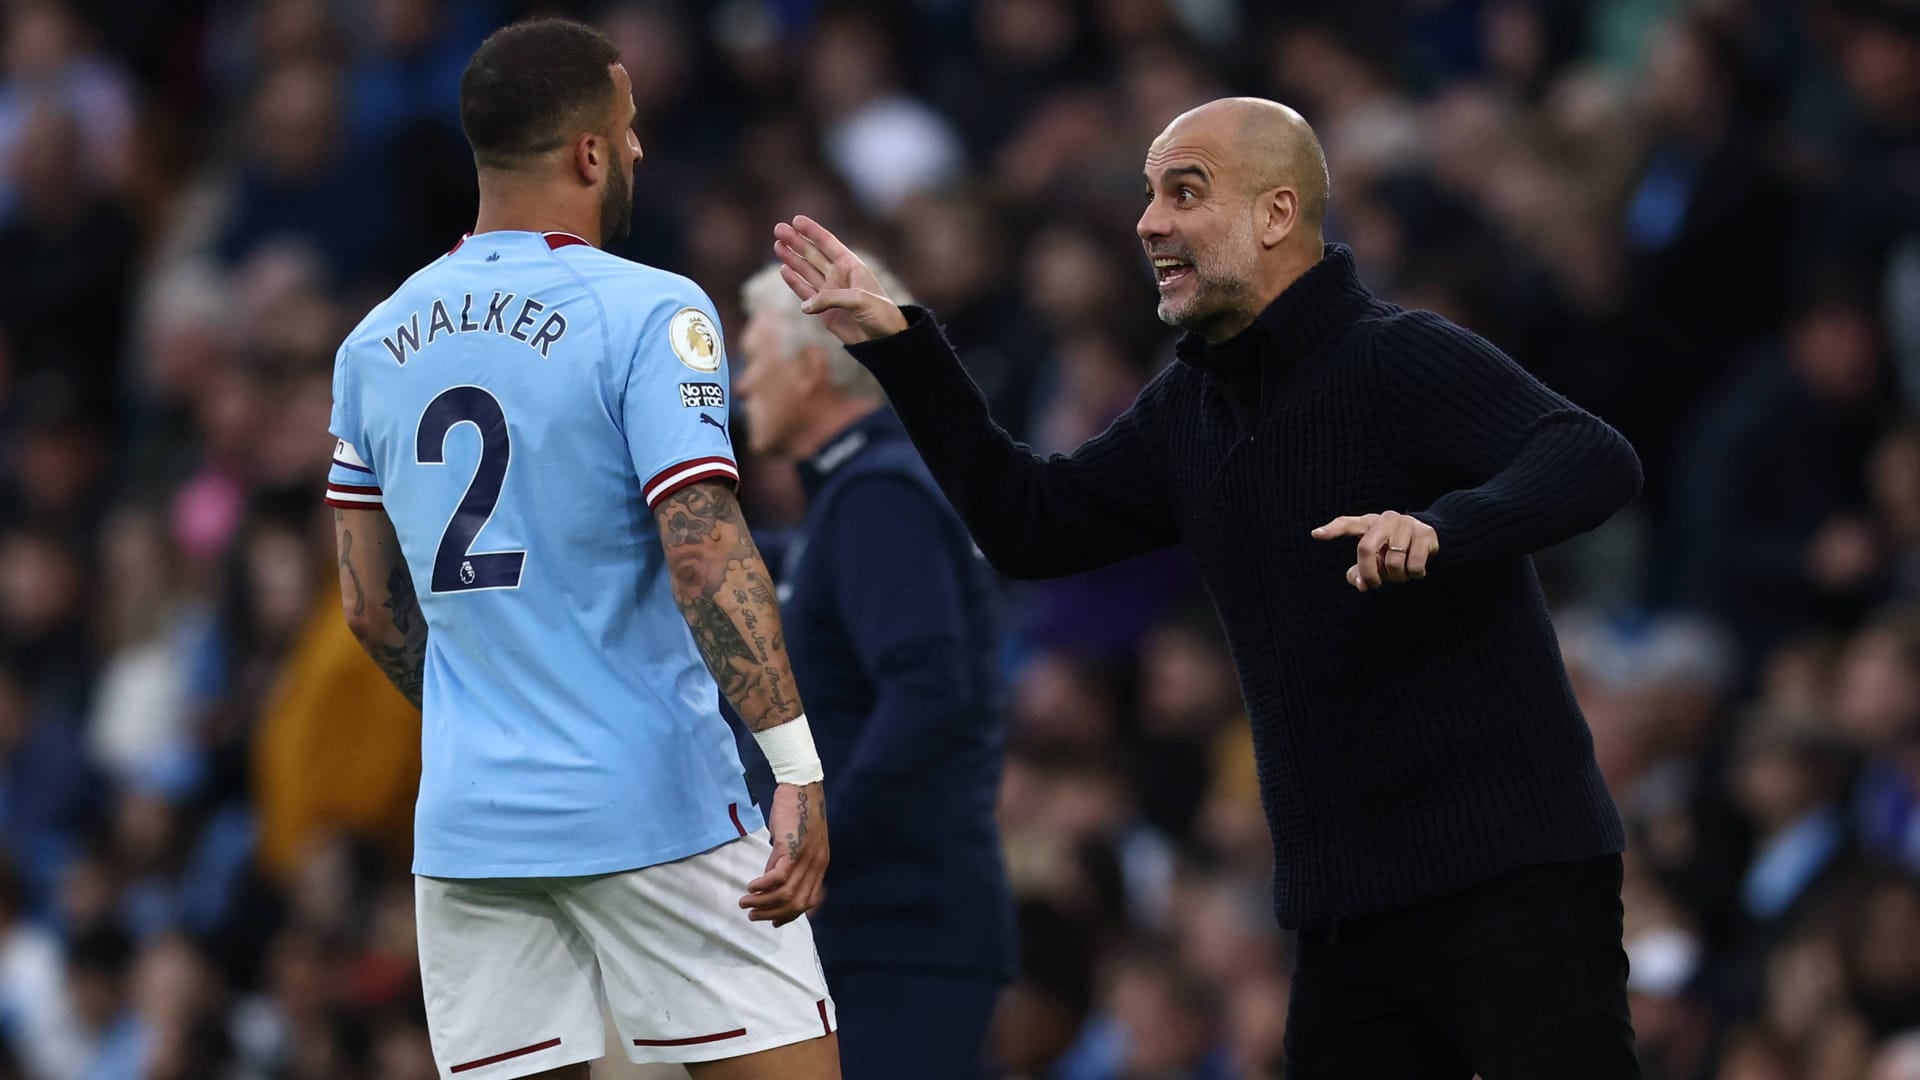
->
[459,17,621,170]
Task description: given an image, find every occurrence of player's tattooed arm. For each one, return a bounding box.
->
[655,480,805,731]
[368,563,427,708]
[338,530,367,617]
[335,507,428,709]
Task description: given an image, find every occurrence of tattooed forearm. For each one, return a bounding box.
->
[748,575,776,607]
[337,505,428,710]
[384,564,419,635]
[682,593,761,699]
[655,480,805,731]
[369,640,423,708]
[371,564,427,709]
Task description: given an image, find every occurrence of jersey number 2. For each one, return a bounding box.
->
[416,386,526,592]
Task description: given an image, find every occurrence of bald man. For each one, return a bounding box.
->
[776,98,1644,1078]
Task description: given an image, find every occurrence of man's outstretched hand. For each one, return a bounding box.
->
[773,215,909,345]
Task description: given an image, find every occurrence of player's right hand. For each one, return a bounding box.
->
[773,215,909,345]
[742,780,829,927]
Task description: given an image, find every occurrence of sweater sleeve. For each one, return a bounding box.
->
[820,477,982,840]
[846,306,1178,580]
[1375,311,1643,564]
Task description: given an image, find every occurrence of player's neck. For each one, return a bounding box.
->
[471,190,601,248]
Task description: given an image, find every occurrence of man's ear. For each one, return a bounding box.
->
[572,132,603,186]
[1262,187,1299,248]
[794,344,833,394]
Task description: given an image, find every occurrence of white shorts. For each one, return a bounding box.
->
[416,829,837,1078]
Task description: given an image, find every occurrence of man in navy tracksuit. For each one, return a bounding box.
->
[733,261,1012,1079]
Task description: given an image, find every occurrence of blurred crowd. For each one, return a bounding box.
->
[0,0,1915,1077]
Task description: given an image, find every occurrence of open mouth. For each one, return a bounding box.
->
[1153,257,1194,288]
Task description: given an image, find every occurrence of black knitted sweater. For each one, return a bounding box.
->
[846,245,1638,929]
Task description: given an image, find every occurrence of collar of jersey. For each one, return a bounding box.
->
[447,231,592,255]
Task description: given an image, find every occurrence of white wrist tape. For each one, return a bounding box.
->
[754,715,824,785]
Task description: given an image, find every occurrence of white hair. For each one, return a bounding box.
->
[739,254,912,401]
[1873,1032,1920,1080]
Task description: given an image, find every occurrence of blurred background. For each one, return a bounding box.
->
[0,0,1915,1077]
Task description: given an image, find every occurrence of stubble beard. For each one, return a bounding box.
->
[600,159,632,248]
[1157,210,1261,338]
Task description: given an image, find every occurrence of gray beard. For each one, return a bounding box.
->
[1156,213,1260,333]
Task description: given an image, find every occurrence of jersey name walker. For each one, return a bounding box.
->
[327,230,761,879]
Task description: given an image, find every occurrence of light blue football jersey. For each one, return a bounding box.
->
[326,229,763,879]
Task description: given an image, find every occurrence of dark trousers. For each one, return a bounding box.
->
[1284,854,1640,1079]
[829,965,1001,1080]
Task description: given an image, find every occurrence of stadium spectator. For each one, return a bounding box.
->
[215,59,392,287]
[1670,283,1887,668]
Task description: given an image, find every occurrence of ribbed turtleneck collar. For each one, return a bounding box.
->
[1174,244,1374,373]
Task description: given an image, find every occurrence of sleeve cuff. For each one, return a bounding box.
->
[324,482,383,509]
[844,304,944,376]
[644,456,740,509]
[844,305,986,428]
